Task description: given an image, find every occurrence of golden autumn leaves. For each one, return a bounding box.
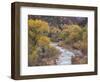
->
[28,19,49,33]
[28,18,87,65]
[28,19,60,65]
[28,19,50,47]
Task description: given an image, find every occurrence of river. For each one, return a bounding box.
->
[50,43,75,65]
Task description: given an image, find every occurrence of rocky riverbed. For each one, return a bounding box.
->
[50,42,87,65]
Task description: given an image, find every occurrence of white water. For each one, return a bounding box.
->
[50,43,75,65]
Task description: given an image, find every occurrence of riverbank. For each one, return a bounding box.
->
[57,41,88,64]
[29,42,87,66]
[50,43,75,65]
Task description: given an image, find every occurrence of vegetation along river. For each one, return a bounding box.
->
[50,43,75,65]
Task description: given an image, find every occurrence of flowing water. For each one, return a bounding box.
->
[50,43,75,65]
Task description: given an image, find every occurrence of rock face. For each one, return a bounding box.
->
[28,15,87,28]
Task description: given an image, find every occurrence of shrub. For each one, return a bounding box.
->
[37,36,50,47]
[46,45,60,57]
[28,47,38,66]
[28,19,49,33]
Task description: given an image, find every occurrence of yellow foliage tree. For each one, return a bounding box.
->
[28,19,51,46]
[37,36,50,47]
[28,19,51,62]
[71,26,87,53]
[63,25,82,41]
[50,27,61,33]
[28,19,49,33]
